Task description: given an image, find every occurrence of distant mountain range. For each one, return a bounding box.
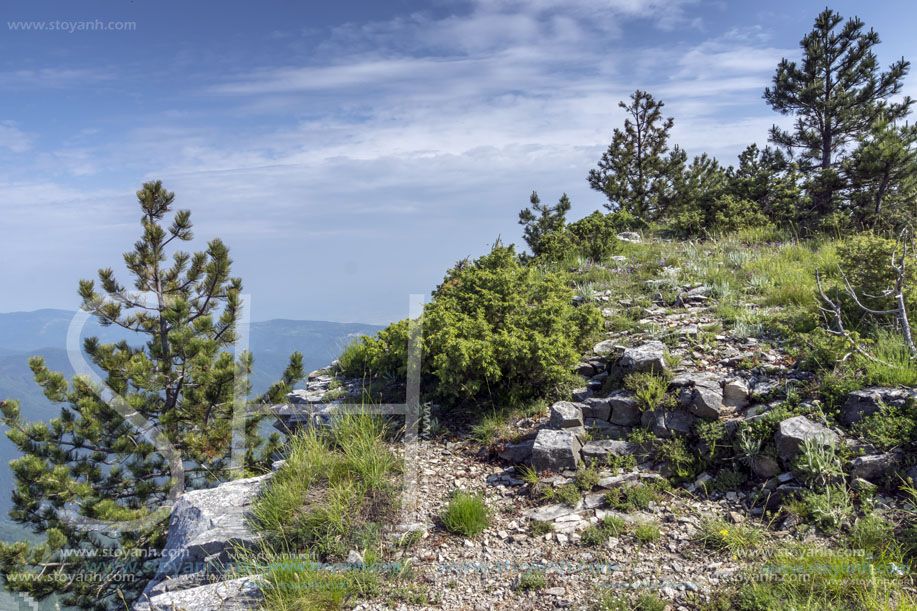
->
[0,309,382,540]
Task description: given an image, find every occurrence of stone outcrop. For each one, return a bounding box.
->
[774,416,839,462]
[532,429,582,472]
[616,341,668,376]
[135,576,265,611]
[841,387,917,426]
[134,475,270,610]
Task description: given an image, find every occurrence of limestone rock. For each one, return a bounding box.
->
[549,401,584,429]
[139,475,270,601]
[583,397,611,421]
[618,341,668,376]
[723,378,750,408]
[607,390,641,426]
[848,453,896,482]
[641,409,695,438]
[134,576,264,611]
[775,416,839,462]
[498,439,534,464]
[580,440,639,465]
[532,429,582,472]
[842,387,917,426]
[617,232,641,243]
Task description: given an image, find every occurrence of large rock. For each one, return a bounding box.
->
[583,397,611,421]
[617,341,668,376]
[841,387,917,426]
[134,576,264,611]
[532,429,582,472]
[138,475,270,602]
[498,439,534,463]
[848,453,896,482]
[607,390,642,426]
[549,401,584,429]
[641,409,695,438]
[723,378,750,408]
[672,372,727,419]
[775,416,839,462]
[580,440,639,465]
[617,232,642,243]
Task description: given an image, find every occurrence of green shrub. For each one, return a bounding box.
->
[516,570,547,591]
[340,243,602,412]
[851,397,917,450]
[440,491,490,537]
[536,211,623,262]
[605,484,658,512]
[556,482,582,506]
[530,520,554,536]
[695,518,763,554]
[624,372,671,411]
[836,233,917,320]
[634,521,661,543]
[792,436,844,488]
[593,592,667,611]
[656,437,700,480]
[800,485,854,532]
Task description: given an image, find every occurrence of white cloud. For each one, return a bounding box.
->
[0,122,31,153]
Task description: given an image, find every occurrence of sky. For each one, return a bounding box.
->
[0,1,915,325]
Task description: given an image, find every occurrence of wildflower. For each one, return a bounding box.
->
[719,529,729,536]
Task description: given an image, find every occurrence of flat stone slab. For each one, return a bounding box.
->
[775,416,839,461]
[134,575,264,611]
[581,440,639,465]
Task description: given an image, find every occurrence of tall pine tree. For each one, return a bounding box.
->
[588,90,680,220]
[764,8,912,222]
[0,181,304,609]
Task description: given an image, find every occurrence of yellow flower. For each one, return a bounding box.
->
[719,529,729,536]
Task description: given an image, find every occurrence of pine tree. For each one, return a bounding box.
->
[844,116,917,230]
[764,8,912,220]
[0,181,304,609]
[518,191,571,256]
[588,90,679,220]
[728,143,803,226]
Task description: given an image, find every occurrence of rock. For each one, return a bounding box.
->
[546,587,566,596]
[851,477,878,493]
[346,550,365,565]
[139,475,270,601]
[607,390,642,426]
[775,416,839,462]
[134,576,264,611]
[672,373,726,419]
[842,387,917,426]
[581,440,639,465]
[572,387,594,402]
[532,429,582,472]
[617,232,641,243]
[618,341,668,375]
[576,362,598,376]
[498,439,534,463]
[641,409,695,438]
[750,455,780,479]
[583,397,611,421]
[723,378,750,408]
[593,339,620,355]
[849,453,896,482]
[549,402,584,429]
[525,502,582,521]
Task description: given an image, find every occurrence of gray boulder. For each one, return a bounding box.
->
[549,401,584,429]
[671,373,726,419]
[593,339,620,355]
[775,416,839,462]
[848,453,896,482]
[618,341,668,376]
[580,440,639,465]
[750,455,781,479]
[532,429,582,472]
[641,409,695,438]
[583,397,611,421]
[134,576,264,611]
[617,232,642,243]
[723,378,750,408]
[607,390,642,426]
[139,475,270,601]
[842,387,917,426]
[498,439,534,464]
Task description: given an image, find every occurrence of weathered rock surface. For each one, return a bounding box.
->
[723,378,750,408]
[617,341,668,376]
[641,409,695,438]
[137,475,270,604]
[607,390,642,426]
[580,440,639,465]
[135,576,264,611]
[841,387,917,426]
[583,397,611,421]
[549,401,584,429]
[498,439,534,463]
[672,373,726,419]
[775,416,839,461]
[848,453,896,482]
[532,429,582,472]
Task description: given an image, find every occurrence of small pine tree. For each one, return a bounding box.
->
[844,116,917,230]
[518,191,571,256]
[588,90,680,220]
[728,143,802,226]
[764,8,912,220]
[0,181,304,609]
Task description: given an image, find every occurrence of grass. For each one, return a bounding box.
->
[709,542,917,611]
[556,482,583,506]
[624,372,671,411]
[251,413,402,559]
[695,518,764,555]
[634,521,661,544]
[604,483,659,512]
[581,516,629,546]
[516,570,548,591]
[440,491,490,537]
[530,520,554,536]
[593,592,668,611]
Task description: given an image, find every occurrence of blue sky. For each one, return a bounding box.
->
[0,1,914,324]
